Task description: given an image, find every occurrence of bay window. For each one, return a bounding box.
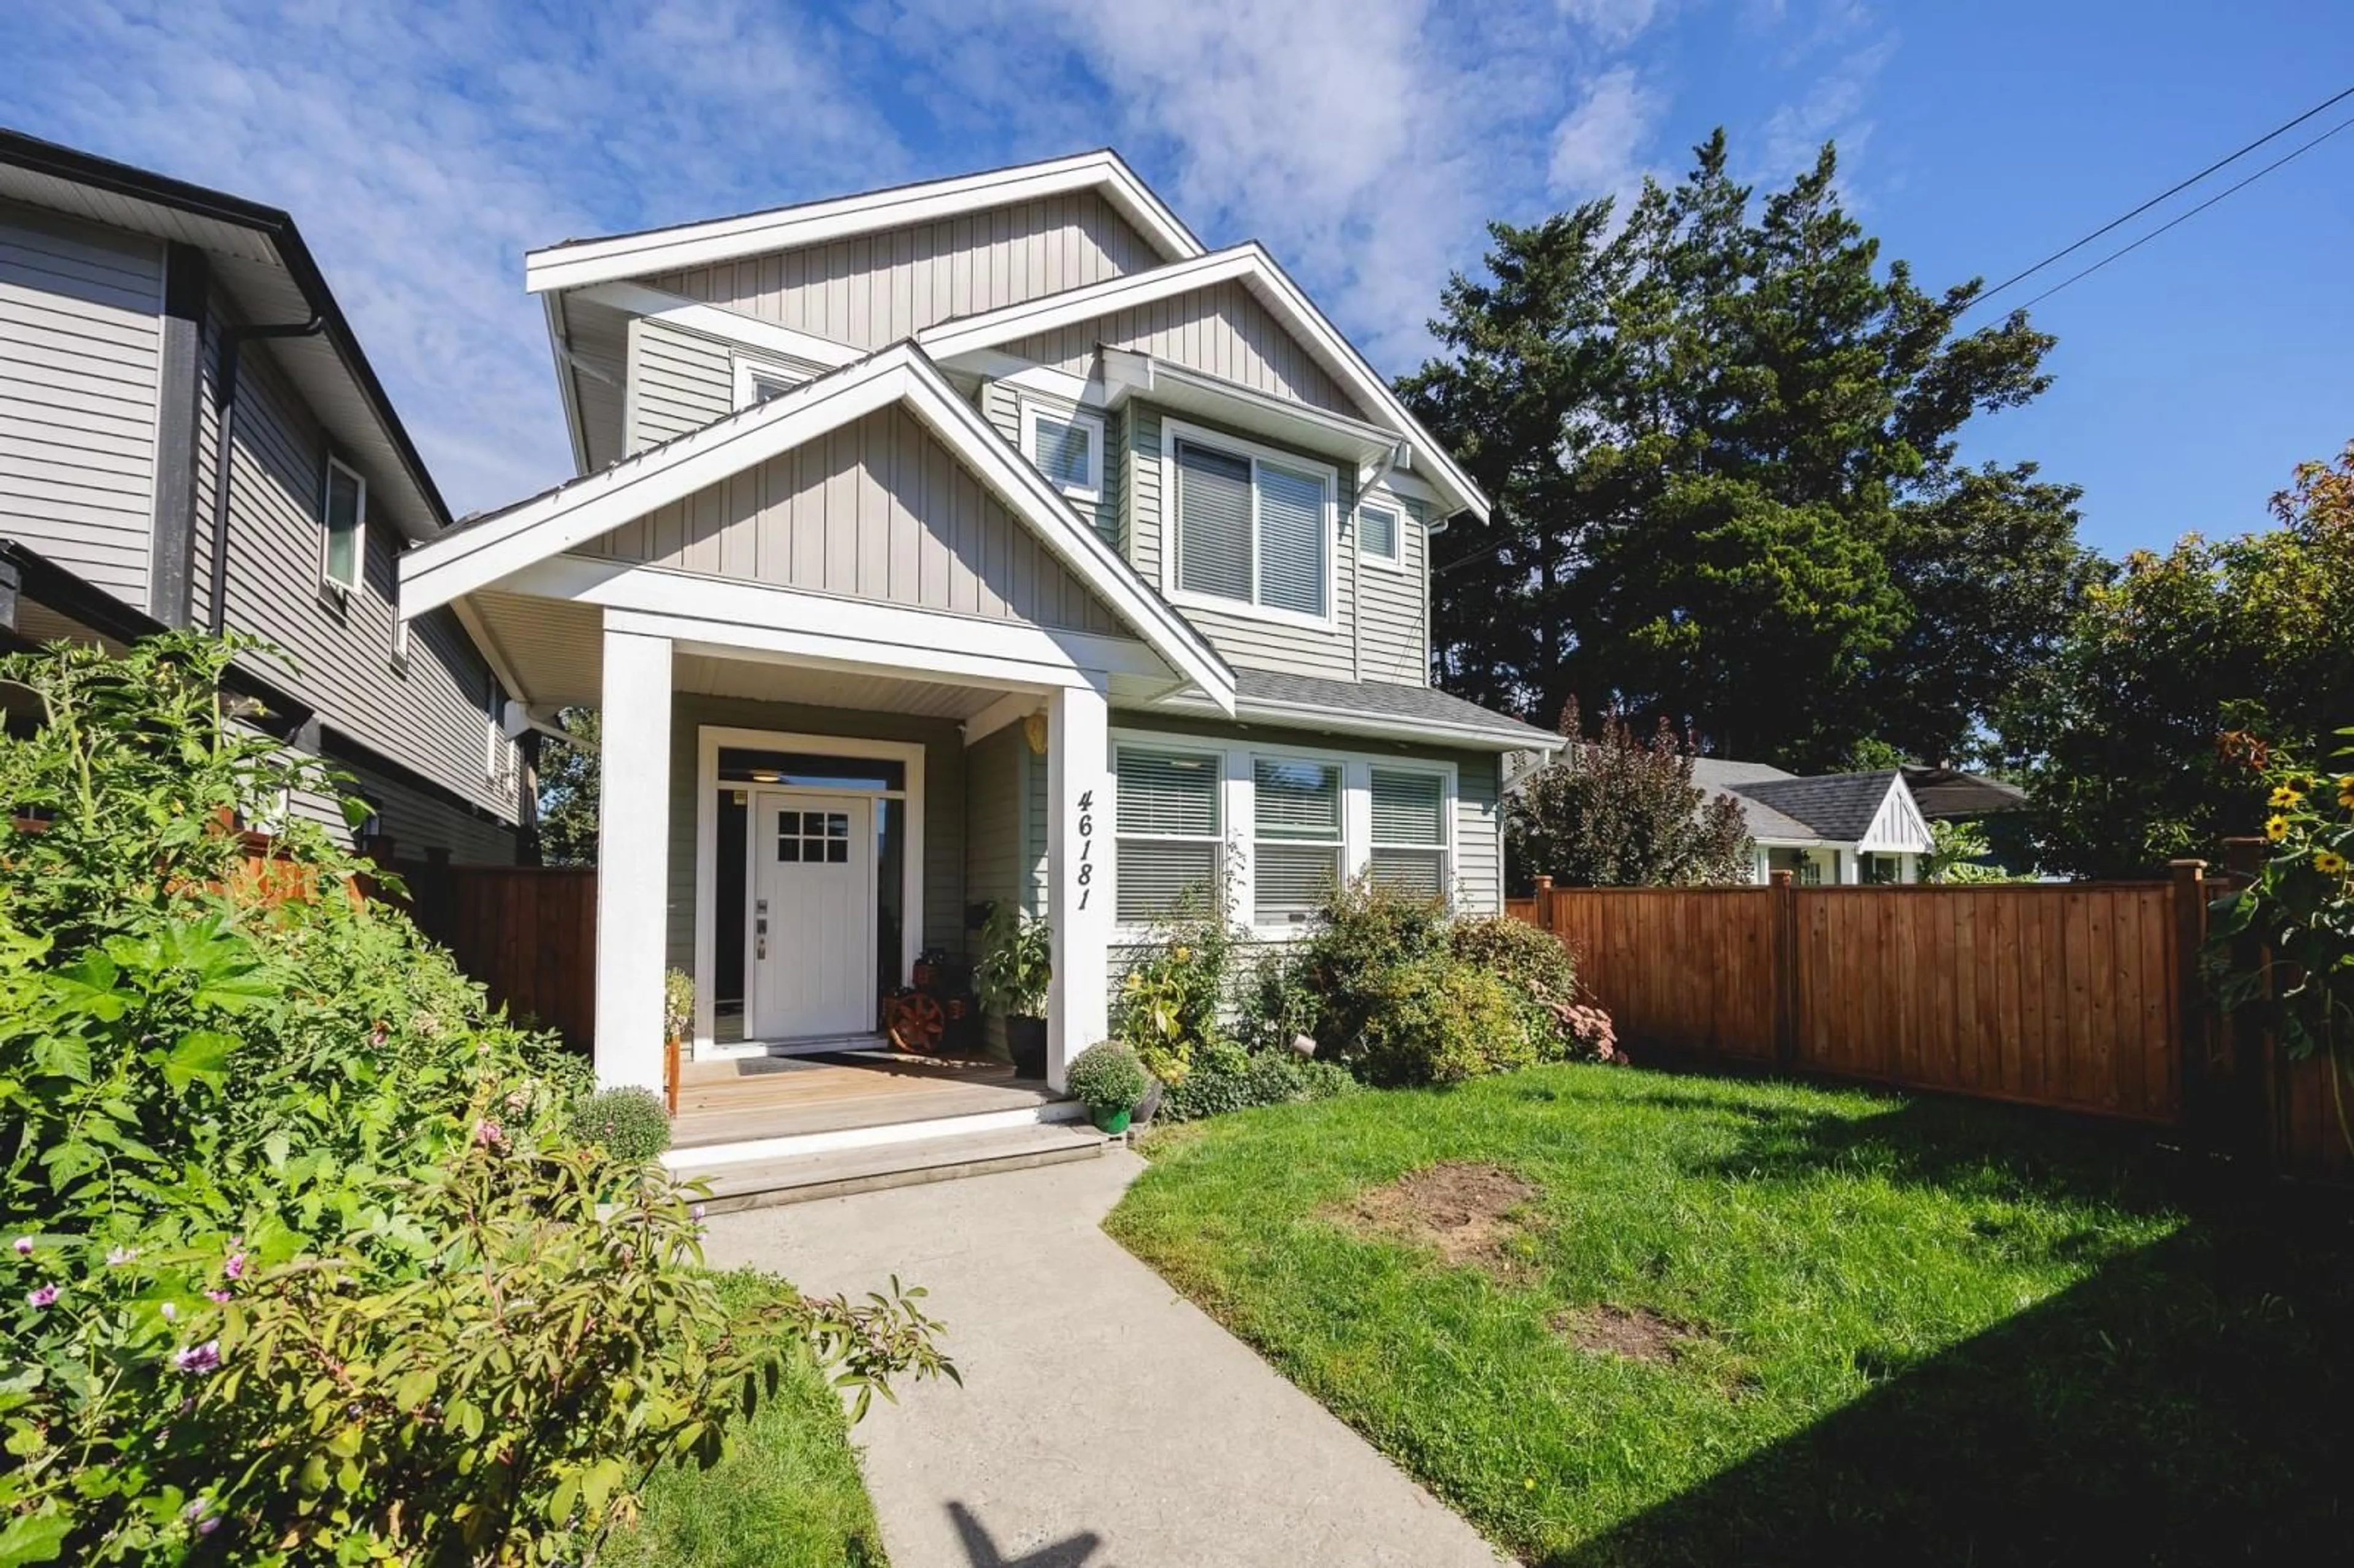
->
[1168,426,1333,622]
[1369,768,1448,897]
[1113,746,1222,924]
[1252,757,1343,923]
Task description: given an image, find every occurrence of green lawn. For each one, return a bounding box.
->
[1108,1064,2354,1566]
[604,1274,888,1568]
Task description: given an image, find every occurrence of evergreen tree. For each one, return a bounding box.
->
[534,709,601,866]
[1404,132,2093,769]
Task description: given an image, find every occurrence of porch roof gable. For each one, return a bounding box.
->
[397,343,1235,712]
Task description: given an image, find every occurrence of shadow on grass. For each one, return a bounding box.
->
[1555,1098,2354,1567]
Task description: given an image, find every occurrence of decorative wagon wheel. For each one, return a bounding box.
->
[888,991,947,1054]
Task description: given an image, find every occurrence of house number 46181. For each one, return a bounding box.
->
[1075,789,1095,910]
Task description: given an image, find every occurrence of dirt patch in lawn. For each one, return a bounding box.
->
[1331,1161,1541,1278]
[1551,1304,1703,1365]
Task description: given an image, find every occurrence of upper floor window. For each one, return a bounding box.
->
[1023,401,1103,504]
[733,355,812,409]
[321,457,365,594]
[1167,425,1333,625]
[1358,500,1401,566]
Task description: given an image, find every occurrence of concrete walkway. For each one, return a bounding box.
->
[704,1147,1510,1568]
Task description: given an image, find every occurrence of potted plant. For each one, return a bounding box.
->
[662,967,694,1116]
[975,903,1053,1079]
[1065,1042,1151,1135]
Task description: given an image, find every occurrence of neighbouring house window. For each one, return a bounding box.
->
[1368,768,1447,897]
[1863,853,1903,885]
[484,676,509,785]
[1253,757,1343,924]
[322,457,365,593]
[1171,433,1331,620]
[1358,501,1400,564]
[1024,403,1103,503]
[390,614,410,669]
[1114,747,1222,924]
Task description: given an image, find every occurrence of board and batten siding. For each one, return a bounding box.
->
[664,693,968,976]
[1005,281,1358,417]
[588,402,1124,636]
[188,310,521,831]
[1121,402,1429,687]
[625,316,733,451]
[653,191,1162,351]
[0,200,163,606]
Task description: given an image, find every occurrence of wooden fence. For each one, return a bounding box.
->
[406,865,598,1054]
[1512,866,2348,1182]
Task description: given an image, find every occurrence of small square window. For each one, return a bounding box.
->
[733,355,816,409]
[1358,502,1400,565]
[1024,402,1103,503]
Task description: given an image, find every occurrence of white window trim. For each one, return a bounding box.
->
[321,455,367,595]
[1018,392,1104,505]
[1108,742,1226,932]
[1366,762,1452,896]
[390,613,411,672]
[692,726,928,1059]
[1355,490,1406,571]
[731,352,819,410]
[1251,754,1346,931]
[1158,416,1339,633]
[1109,727,1456,941]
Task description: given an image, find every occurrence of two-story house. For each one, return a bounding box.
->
[397,150,1561,1129]
[0,130,526,863]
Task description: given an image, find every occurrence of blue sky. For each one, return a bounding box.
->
[3,0,2347,557]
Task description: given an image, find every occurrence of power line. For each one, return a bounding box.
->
[2014,110,2354,311]
[1970,82,2354,310]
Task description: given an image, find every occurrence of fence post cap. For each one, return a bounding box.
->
[1770,869,1794,888]
[1533,875,1554,891]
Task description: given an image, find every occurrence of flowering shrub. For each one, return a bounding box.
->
[0,635,948,1563]
[2210,730,2354,1127]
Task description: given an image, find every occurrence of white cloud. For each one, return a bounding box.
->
[1556,0,1664,48]
[1755,7,1895,188]
[1547,65,1664,206]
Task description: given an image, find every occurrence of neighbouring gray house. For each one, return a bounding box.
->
[0,130,527,863]
[395,148,1564,1149]
[1689,758,1936,885]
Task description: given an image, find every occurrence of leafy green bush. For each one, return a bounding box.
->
[1448,913,1621,1064]
[1159,1048,1358,1122]
[571,1086,674,1162]
[1065,1042,1152,1117]
[1112,888,1247,1085]
[974,903,1052,1018]
[0,634,948,1564]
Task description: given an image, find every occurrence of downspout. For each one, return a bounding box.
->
[204,315,326,633]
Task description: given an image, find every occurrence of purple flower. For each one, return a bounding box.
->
[222,1251,246,1281]
[10,1236,29,1257]
[690,1204,707,1222]
[26,1284,59,1309]
[197,1518,219,1538]
[474,1118,507,1149]
[205,1289,232,1304]
[107,1246,139,1267]
[173,1340,221,1375]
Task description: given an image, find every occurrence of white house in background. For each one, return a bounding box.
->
[1690,759,1936,885]
[397,150,1561,1165]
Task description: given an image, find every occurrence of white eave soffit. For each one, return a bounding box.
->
[522,151,1203,295]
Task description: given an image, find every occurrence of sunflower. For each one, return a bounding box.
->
[2317,850,2350,876]
[2269,784,2304,808]
[2264,815,2291,842]
[2338,774,2354,810]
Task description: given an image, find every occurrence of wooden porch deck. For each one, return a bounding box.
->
[671,1049,1062,1149]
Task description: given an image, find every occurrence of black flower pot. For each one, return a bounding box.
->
[1007,1015,1048,1080]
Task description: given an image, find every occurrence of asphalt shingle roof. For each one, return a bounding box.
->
[1233,668,1561,747]
[1732,771,1902,842]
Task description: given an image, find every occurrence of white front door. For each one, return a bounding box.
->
[750,791,878,1038]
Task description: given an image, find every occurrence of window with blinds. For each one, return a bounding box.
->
[1254,757,1342,921]
[1369,768,1447,899]
[1358,501,1400,563]
[1026,405,1103,501]
[1114,747,1222,924]
[1171,433,1330,620]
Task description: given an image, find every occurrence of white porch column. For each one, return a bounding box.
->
[594,623,673,1093]
[1045,676,1111,1090]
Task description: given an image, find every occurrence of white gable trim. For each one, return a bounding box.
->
[1858,777,1935,854]
[579,281,862,372]
[397,344,1234,712]
[915,243,1490,522]
[525,150,1203,295]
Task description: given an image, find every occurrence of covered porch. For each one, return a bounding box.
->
[395,344,1234,1159]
